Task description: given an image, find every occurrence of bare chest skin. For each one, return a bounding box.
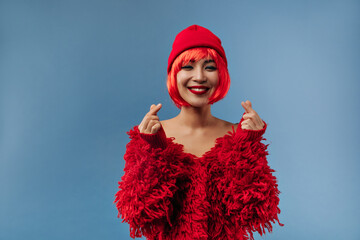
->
[161,119,239,158]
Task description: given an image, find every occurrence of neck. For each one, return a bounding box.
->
[175,104,216,129]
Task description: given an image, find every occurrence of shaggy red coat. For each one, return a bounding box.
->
[114,117,283,239]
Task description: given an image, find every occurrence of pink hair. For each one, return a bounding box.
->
[167,47,231,109]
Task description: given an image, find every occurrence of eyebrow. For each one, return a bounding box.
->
[186,59,215,64]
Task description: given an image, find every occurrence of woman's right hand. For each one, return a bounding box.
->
[138,103,162,134]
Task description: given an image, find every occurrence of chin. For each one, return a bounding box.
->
[180,92,213,108]
[185,100,210,108]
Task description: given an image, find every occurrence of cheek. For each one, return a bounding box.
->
[211,74,219,86]
[176,77,182,89]
[176,73,187,87]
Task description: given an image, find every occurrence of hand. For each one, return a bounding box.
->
[139,103,163,134]
[240,100,265,130]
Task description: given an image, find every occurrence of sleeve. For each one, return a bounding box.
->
[113,125,189,239]
[220,116,283,240]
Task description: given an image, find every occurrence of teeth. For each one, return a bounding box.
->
[189,88,208,91]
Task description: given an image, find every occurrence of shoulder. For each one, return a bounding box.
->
[160,119,170,125]
[160,119,170,130]
[160,119,176,137]
[216,118,239,133]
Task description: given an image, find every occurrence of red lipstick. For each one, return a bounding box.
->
[187,86,209,95]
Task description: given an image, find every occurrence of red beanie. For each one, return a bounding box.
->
[167,25,227,73]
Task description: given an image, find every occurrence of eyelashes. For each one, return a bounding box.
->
[206,66,217,70]
[181,65,217,70]
[181,65,193,69]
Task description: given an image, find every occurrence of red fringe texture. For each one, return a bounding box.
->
[114,124,283,239]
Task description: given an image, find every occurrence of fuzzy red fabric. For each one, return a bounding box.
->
[114,117,283,239]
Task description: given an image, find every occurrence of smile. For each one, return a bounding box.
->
[187,87,209,95]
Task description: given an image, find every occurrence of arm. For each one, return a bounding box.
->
[114,125,188,238]
[221,118,283,239]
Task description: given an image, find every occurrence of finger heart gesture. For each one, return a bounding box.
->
[241,100,265,130]
[138,103,162,134]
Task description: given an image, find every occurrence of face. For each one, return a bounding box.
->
[176,58,219,108]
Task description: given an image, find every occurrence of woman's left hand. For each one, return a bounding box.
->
[241,100,265,130]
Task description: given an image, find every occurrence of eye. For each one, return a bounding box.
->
[181,65,193,70]
[205,66,217,71]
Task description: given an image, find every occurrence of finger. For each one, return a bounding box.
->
[142,115,160,132]
[241,119,256,130]
[145,115,160,121]
[146,119,160,133]
[244,119,256,128]
[244,111,262,127]
[140,110,156,133]
[241,100,253,113]
[246,100,253,110]
[244,118,264,130]
[254,116,264,128]
[139,118,146,132]
[242,113,261,127]
[140,117,151,133]
[150,122,161,134]
[242,112,255,120]
[245,100,254,112]
[241,122,251,130]
[148,103,162,116]
[257,120,265,129]
[251,109,264,127]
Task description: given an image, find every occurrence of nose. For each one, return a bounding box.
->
[193,67,206,83]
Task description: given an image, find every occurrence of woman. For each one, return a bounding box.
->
[114,25,282,240]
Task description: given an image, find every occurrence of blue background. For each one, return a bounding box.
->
[1,0,359,239]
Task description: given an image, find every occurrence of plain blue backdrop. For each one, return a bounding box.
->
[1,0,359,239]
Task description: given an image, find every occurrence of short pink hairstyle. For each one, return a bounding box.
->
[167,47,231,109]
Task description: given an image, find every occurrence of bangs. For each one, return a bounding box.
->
[172,48,220,73]
[179,48,216,65]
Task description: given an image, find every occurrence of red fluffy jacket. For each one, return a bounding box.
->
[114,117,283,239]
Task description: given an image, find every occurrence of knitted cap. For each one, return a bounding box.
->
[167,25,227,73]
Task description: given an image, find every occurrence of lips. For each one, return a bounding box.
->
[187,86,210,95]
